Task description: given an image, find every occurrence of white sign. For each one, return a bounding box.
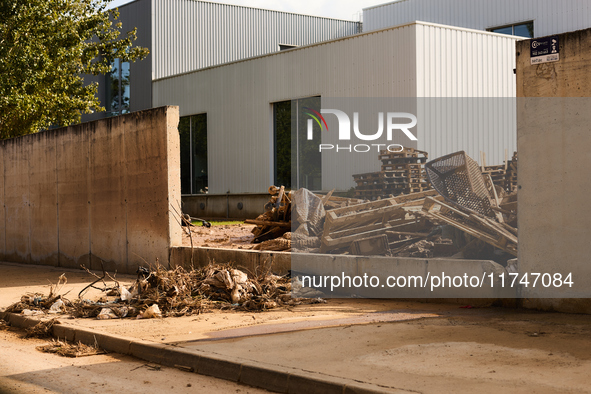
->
[531,53,560,65]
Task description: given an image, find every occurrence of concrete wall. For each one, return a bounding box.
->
[516,29,591,97]
[0,106,181,274]
[170,246,513,299]
[182,193,270,219]
[516,29,591,313]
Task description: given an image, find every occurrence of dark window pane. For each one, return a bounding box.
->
[109,59,120,115]
[297,96,322,191]
[491,26,513,35]
[191,114,208,194]
[514,22,534,38]
[279,44,297,51]
[274,100,292,188]
[179,116,191,195]
[121,61,130,114]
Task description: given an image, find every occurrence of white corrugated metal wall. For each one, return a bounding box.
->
[364,0,591,37]
[415,23,518,164]
[154,24,418,193]
[153,22,516,193]
[151,0,361,79]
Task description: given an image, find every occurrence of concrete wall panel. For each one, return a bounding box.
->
[29,132,59,265]
[517,28,591,311]
[0,141,5,258]
[3,140,31,263]
[89,117,127,272]
[0,106,180,274]
[57,125,91,269]
[165,107,182,247]
[125,108,174,268]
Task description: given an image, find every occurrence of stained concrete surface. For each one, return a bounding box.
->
[0,107,182,274]
[516,28,591,311]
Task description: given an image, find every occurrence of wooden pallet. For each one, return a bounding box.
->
[378,148,428,161]
[504,151,518,192]
[353,146,432,202]
[381,157,428,165]
[383,171,424,179]
[321,190,439,252]
[418,197,517,256]
[382,163,423,171]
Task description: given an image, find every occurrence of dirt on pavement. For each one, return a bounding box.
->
[181,223,255,249]
[186,307,591,393]
[0,322,269,394]
[3,262,591,393]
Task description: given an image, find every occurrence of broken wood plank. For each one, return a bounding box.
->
[350,234,390,256]
[468,214,517,245]
[321,224,394,252]
[245,219,291,228]
[386,230,431,237]
[426,211,517,256]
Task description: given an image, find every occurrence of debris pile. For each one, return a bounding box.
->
[252,232,291,251]
[318,192,364,210]
[246,185,291,246]
[37,339,105,358]
[352,147,431,201]
[250,150,519,263]
[320,189,440,254]
[6,264,325,320]
[247,186,359,252]
[480,150,518,193]
[505,151,518,193]
[6,274,69,316]
[422,150,517,252]
[24,318,60,338]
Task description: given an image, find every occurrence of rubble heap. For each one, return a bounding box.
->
[303,150,517,262]
[246,185,292,245]
[481,151,518,193]
[240,150,518,261]
[5,264,325,319]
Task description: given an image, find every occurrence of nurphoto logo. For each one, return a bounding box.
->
[304,108,418,153]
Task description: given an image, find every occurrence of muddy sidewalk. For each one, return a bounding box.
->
[2,262,591,393]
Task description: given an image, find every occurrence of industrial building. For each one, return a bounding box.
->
[363,0,591,37]
[153,22,519,196]
[85,0,591,217]
[83,0,361,120]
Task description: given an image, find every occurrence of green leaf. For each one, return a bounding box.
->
[0,0,149,138]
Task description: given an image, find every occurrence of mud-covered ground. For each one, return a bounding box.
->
[181,222,256,249]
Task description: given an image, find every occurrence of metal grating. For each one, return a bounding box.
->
[425,151,495,217]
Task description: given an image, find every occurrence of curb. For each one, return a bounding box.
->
[0,311,403,394]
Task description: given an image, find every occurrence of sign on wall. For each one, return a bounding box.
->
[530,35,560,65]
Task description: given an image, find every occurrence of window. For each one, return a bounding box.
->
[279,44,298,51]
[273,97,322,190]
[489,21,534,38]
[105,58,130,116]
[179,114,208,195]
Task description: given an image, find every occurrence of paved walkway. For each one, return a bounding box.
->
[2,262,591,393]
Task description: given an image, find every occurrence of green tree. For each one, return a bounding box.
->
[0,0,149,138]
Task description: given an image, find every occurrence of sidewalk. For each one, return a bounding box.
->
[2,262,591,393]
